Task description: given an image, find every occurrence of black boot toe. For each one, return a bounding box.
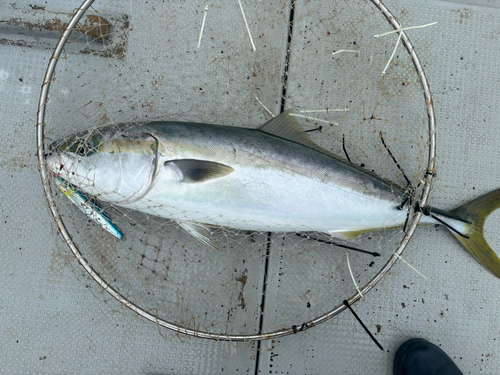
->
[394,338,463,375]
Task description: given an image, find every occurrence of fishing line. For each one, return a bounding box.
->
[428,209,472,225]
[402,212,411,234]
[295,233,380,257]
[415,204,470,239]
[305,126,323,133]
[342,134,352,163]
[379,131,411,188]
[379,131,417,236]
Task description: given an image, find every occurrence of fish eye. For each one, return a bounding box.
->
[75,142,88,156]
[76,144,87,156]
[74,141,96,156]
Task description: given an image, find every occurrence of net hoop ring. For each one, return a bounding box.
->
[36,0,436,341]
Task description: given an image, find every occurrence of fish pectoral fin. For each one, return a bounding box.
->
[176,220,219,251]
[165,159,234,183]
[328,230,367,241]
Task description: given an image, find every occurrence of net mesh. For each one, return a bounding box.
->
[42,0,431,338]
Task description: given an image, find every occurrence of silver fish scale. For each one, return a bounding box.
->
[141,120,407,204]
[50,119,410,236]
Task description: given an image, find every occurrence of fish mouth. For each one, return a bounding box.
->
[46,131,160,205]
[46,152,65,176]
[46,152,84,186]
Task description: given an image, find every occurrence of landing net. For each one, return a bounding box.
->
[37,0,436,341]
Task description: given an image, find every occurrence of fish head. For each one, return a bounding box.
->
[46,125,159,204]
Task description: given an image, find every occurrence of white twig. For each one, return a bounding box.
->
[237,0,256,51]
[332,49,358,56]
[376,22,437,76]
[347,253,364,300]
[254,96,275,117]
[394,253,428,280]
[374,22,438,38]
[381,30,402,76]
[300,108,349,113]
[197,5,209,48]
[289,113,338,126]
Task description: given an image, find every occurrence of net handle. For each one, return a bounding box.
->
[36,0,436,341]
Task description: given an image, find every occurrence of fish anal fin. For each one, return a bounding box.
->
[176,220,219,251]
[328,230,367,241]
[166,159,234,183]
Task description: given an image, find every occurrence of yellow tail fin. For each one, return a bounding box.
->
[446,188,500,278]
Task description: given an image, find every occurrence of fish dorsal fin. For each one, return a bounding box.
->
[165,159,234,183]
[258,110,337,157]
[258,110,404,191]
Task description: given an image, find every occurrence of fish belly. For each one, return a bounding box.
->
[117,164,408,234]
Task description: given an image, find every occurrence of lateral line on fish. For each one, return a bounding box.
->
[197,5,209,48]
[394,253,428,280]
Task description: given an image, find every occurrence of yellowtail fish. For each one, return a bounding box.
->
[47,111,500,277]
